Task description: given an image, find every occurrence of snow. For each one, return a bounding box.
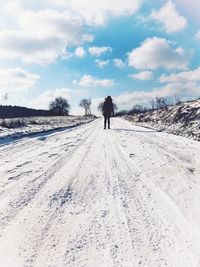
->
[0,118,200,266]
[125,98,200,141]
[0,116,96,144]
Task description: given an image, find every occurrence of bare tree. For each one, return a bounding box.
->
[1,93,8,106]
[174,93,181,104]
[113,103,118,113]
[166,96,173,106]
[97,101,118,113]
[155,97,169,109]
[150,99,155,110]
[151,95,181,110]
[131,105,143,113]
[79,98,92,116]
[49,97,70,115]
[97,102,104,113]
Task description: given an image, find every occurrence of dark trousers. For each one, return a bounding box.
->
[104,115,110,129]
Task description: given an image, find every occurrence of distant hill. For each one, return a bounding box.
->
[124,98,200,141]
[0,105,55,119]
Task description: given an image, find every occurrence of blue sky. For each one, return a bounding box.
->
[0,0,200,114]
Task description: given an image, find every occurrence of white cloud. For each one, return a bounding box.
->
[160,82,200,97]
[151,1,187,34]
[0,6,85,64]
[114,83,199,109]
[81,34,94,43]
[195,31,200,40]
[74,46,85,58]
[95,59,109,68]
[49,0,143,26]
[129,71,154,81]
[114,89,170,108]
[0,0,143,65]
[0,68,40,94]
[31,87,72,109]
[160,67,200,83]
[173,0,200,24]
[88,46,112,57]
[0,30,68,65]
[113,58,125,68]
[128,37,188,70]
[75,74,114,87]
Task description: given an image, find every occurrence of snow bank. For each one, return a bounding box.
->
[0,116,96,144]
[125,99,200,141]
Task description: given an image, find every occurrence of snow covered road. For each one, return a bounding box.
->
[0,118,200,267]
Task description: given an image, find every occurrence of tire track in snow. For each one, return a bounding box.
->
[111,119,200,266]
[0,120,99,233]
[0,118,200,267]
[0,121,102,267]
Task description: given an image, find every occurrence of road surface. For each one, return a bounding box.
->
[0,118,200,267]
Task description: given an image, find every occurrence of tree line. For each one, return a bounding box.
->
[115,94,182,116]
[0,93,184,119]
[49,97,92,116]
[49,97,118,116]
[49,94,182,116]
[0,105,55,119]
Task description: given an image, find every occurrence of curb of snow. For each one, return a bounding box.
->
[0,118,96,146]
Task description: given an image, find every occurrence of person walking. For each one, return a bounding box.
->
[102,96,114,129]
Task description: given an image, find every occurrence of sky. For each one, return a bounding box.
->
[0,0,200,115]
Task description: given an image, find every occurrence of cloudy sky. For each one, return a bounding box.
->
[0,0,200,114]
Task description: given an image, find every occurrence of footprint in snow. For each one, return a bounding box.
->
[16,161,32,168]
[101,210,108,218]
[37,136,47,141]
[188,167,195,173]
[48,153,58,158]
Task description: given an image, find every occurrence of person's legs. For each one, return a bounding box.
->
[108,116,110,129]
[104,115,107,129]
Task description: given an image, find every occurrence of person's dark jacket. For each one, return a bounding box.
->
[102,101,114,116]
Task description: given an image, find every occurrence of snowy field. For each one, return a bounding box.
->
[0,116,95,143]
[0,118,200,267]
